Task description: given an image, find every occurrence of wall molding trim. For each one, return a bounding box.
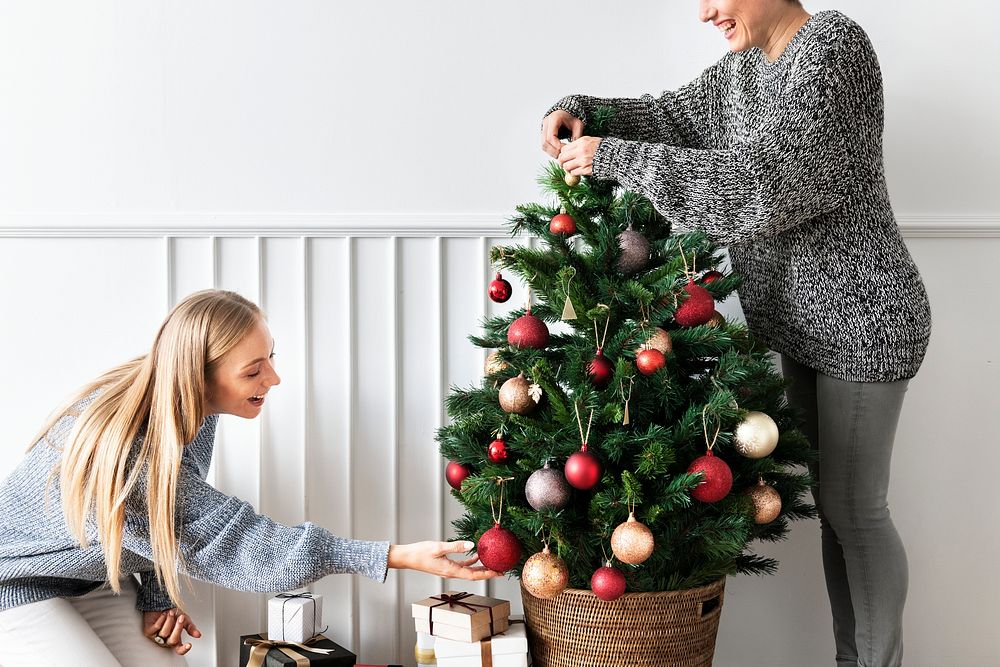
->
[0,213,998,238]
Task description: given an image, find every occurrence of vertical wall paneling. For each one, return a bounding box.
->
[435,236,447,599]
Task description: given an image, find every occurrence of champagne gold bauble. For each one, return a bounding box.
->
[746,479,782,524]
[564,173,581,187]
[634,327,673,357]
[499,373,538,415]
[521,545,569,599]
[734,411,779,459]
[610,512,655,565]
[706,311,727,328]
[484,350,509,375]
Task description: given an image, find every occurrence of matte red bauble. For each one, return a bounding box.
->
[477,523,523,573]
[445,461,471,490]
[487,438,509,463]
[591,564,627,601]
[636,348,666,376]
[588,349,614,389]
[549,213,577,235]
[701,270,724,284]
[488,273,512,303]
[674,280,716,327]
[687,450,733,503]
[565,445,602,490]
[507,310,550,349]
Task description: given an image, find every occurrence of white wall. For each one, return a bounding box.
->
[1,2,998,666]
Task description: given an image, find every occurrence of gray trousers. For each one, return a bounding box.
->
[780,354,909,667]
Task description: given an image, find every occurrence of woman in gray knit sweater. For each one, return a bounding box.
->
[543,1,930,666]
[0,289,498,666]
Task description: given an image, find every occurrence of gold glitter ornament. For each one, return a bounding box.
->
[634,327,673,357]
[610,512,655,565]
[484,350,509,376]
[564,173,581,187]
[521,544,569,599]
[746,478,782,524]
[734,411,780,459]
[499,372,539,415]
[706,311,727,328]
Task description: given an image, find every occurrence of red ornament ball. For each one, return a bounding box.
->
[477,523,523,573]
[591,564,627,601]
[508,311,550,349]
[636,348,666,376]
[701,270,724,284]
[488,273,512,303]
[565,447,602,490]
[588,349,614,389]
[687,450,733,503]
[487,438,509,463]
[549,213,577,236]
[675,280,716,327]
[445,461,471,490]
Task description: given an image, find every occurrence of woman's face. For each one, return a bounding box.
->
[204,317,281,418]
[699,0,772,53]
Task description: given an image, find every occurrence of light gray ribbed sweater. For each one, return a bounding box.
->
[0,389,389,612]
[551,10,931,382]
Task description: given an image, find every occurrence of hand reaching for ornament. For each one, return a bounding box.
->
[541,110,584,158]
[387,541,502,581]
[557,136,602,177]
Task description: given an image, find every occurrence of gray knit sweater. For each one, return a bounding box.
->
[552,10,931,382]
[0,389,390,612]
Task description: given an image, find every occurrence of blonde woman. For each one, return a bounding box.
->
[0,289,498,666]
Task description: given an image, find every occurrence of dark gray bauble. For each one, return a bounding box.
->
[616,229,650,275]
[525,464,572,511]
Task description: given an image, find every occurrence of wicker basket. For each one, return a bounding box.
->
[520,577,726,667]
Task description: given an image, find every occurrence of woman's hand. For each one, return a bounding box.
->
[558,137,603,177]
[541,110,584,159]
[388,541,502,580]
[142,608,202,655]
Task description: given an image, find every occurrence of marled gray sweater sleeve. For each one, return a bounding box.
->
[124,416,389,595]
[545,57,731,147]
[591,32,864,245]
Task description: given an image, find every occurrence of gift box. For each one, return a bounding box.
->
[434,621,528,667]
[412,591,511,643]
[240,633,355,667]
[268,593,325,644]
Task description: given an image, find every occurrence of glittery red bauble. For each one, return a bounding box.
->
[445,461,471,490]
[588,349,614,389]
[487,438,508,463]
[675,280,716,327]
[507,311,550,349]
[590,565,626,601]
[549,213,577,235]
[701,270,724,284]
[687,450,733,503]
[488,273,512,303]
[477,523,523,573]
[565,446,602,490]
[636,348,666,376]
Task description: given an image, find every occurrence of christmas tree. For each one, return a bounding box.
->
[437,108,816,599]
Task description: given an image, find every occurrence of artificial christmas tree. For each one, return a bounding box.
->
[437,108,815,665]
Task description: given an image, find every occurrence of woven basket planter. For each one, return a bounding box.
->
[521,577,726,667]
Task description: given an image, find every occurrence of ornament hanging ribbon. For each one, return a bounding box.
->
[620,376,636,425]
[427,592,498,638]
[593,311,611,353]
[242,634,334,667]
[575,401,595,448]
[560,267,577,321]
[701,405,721,453]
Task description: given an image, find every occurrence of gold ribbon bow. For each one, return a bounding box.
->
[243,634,334,667]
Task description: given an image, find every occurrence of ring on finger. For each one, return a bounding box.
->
[154,635,167,646]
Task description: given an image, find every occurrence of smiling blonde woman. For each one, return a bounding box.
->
[0,289,498,667]
[542,2,930,666]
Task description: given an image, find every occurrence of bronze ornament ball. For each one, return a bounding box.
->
[610,512,655,565]
[746,479,782,524]
[499,373,538,415]
[525,463,571,511]
[521,545,569,599]
[734,411,780,459]
[706,311,727,328]
[615,229,650,275]
[484,350,509,376]
[634,327,673,357]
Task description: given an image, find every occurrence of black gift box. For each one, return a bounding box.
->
[239,633,356,667]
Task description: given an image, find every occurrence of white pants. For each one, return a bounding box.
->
[0,577,187,667]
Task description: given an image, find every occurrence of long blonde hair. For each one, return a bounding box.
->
[30,289,263,608]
